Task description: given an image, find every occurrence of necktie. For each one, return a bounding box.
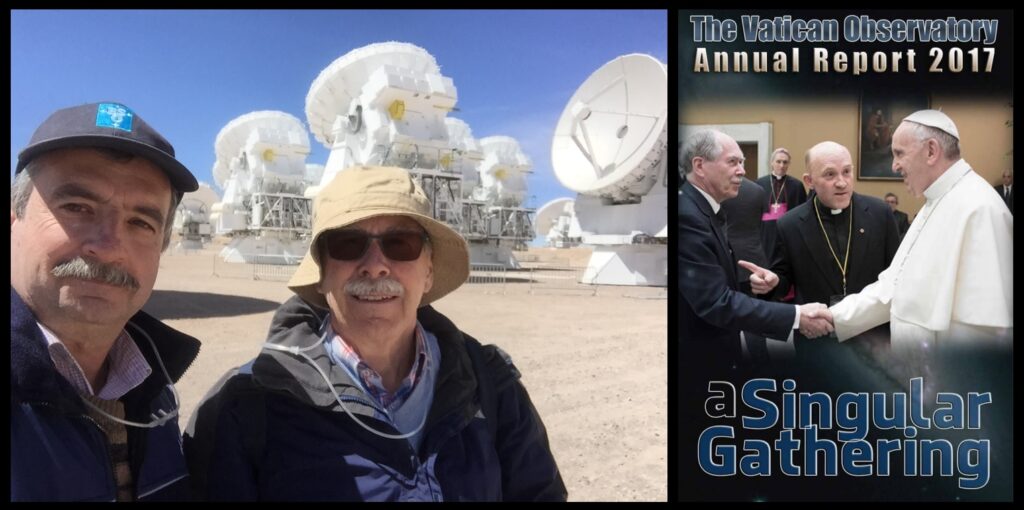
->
[715,208,732,255]
[715,208,728,225]
[715,209,729,240]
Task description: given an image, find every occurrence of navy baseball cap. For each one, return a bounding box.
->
[16,102,198,196]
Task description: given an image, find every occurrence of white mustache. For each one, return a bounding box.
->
[344,277,405,298]
[51,256,139,290]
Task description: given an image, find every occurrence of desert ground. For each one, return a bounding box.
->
[144,242,667,502]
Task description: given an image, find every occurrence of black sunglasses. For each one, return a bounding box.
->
[321,229,429,262]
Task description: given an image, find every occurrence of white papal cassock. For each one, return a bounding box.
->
[830,159,1013,353]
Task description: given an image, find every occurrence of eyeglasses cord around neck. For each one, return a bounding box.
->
[77,321,181,429]
[260,338,427,441]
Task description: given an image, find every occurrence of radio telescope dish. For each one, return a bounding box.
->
[444,117,484,196]
[534,197,580,247]
[184,182,219,212]
[175,182,219,230]
[551,54,667,203]
[173,182,219,250]
[304,41,460,216]
[304,41,527,268]
[477,136,531,206]
[445,118,477,152]
[306,42,447,149]
[548,53,667,286]
[212,110,310,191]
[210,110,315,264]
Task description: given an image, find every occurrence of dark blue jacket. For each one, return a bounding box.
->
[10,287,201,501]
[678,181,796,365]
[183,295,566,501]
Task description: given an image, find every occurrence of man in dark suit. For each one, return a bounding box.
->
[745,141,900,365]
[884,192,911,239]
[757,148,808,298]
[678,129,832,371]
[995,169,1013,214]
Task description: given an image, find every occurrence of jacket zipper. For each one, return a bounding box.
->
[23,400,118,502]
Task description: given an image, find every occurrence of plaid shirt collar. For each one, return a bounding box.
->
[37,321,153,400]
[323,316,429,413]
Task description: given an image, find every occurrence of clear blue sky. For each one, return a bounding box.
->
[11,9,666,243]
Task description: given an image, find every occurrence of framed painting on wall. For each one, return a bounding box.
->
[858,92,930,180]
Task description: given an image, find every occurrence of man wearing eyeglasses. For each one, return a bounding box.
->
[184,166,566,501]
[11,102,201,501]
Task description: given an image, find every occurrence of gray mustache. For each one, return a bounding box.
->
[344,277,405,297]
[51,256,140,291]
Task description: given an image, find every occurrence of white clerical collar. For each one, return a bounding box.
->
[772,172,785,180]
[816,197,845,215]
[693,184,721,214]
[923,159,971,202]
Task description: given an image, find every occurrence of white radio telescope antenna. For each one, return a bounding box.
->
[306,42,443,150]
[534,197,580,248]
[305,42,457,184]
[304,41,463,231]
[552,53,667,203]
[477,136,532,207]
[550,53,668,286]
[210,110,315,264]
[305,41,530,269]
[444,117,484,197]
[173,182,219,251]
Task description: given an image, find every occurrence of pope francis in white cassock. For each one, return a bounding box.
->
[828,110,1013,354]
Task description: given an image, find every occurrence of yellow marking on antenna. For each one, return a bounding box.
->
[388,100,406,120]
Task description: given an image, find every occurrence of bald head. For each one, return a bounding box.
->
[804,141,851,174]
[803,141,854,210]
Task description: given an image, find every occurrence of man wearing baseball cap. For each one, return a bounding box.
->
[183,166,566,501]
[11,102,201,501]
[812,110,1012,357]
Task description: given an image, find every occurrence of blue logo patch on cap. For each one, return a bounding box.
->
[95,103,134,132]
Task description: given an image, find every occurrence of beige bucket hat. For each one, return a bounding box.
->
[288,165,470,309]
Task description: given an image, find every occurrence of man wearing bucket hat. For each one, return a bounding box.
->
[809,110,1012,353]
[11,102,201,501]
[183,166,566,501]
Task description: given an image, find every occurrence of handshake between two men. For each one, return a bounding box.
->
[737,260,834,339]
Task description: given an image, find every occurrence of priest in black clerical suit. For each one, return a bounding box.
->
[766,142,901,361]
